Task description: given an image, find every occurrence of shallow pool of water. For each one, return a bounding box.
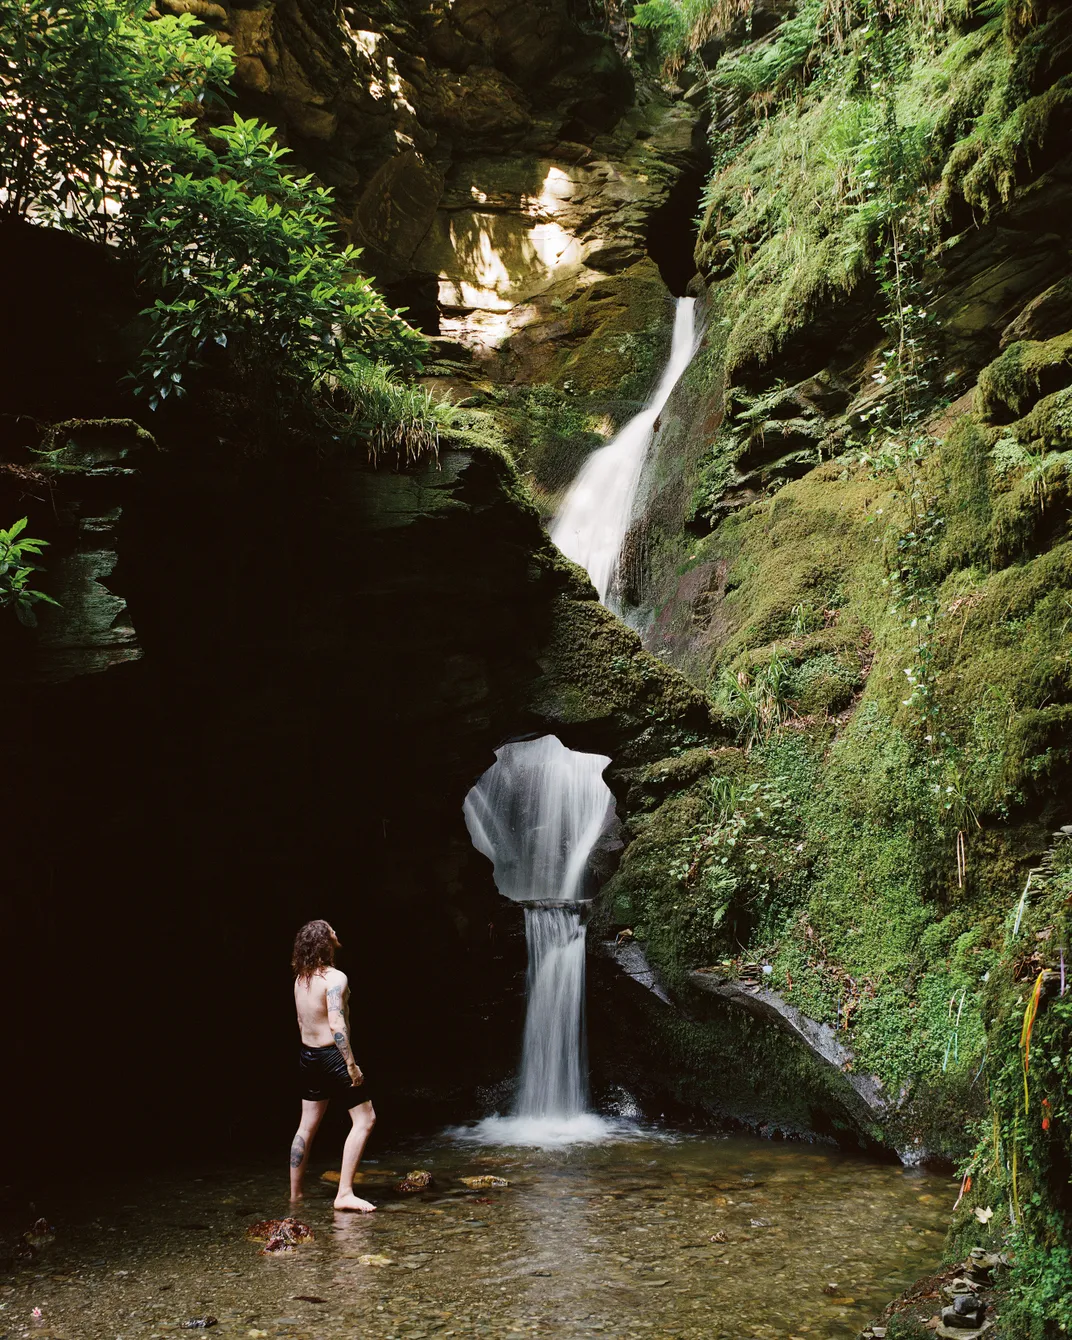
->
[2,1130,953,1340]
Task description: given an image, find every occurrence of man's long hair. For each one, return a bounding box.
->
[292,919,337,982]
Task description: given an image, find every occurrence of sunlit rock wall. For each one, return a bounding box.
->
[193,0,703,388]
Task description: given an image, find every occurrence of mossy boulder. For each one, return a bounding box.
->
[527,591,725,767]
[785,650,862,716]
[976,332,1072,423]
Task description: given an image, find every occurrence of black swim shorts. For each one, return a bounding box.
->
[298,1043,371,1108]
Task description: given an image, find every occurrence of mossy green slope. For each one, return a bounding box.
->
[606,0,1072,1325]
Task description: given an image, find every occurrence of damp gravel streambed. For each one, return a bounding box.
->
[2,1130,952,1340]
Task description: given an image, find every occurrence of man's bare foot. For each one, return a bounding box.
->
[289,1191,304,1202]
[333,1193,376,1212]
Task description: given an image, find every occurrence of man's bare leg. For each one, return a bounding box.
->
[289,1099,328,1201]
[334,1101,376,1212]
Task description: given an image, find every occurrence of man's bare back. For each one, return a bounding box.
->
[294,966,351,1049]
[288,921,376,1212]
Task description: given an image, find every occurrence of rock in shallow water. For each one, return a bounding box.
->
[245,1218,314,1254]
[398,1170,434,1192]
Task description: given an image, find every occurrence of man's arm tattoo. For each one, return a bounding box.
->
[327,981,353,1063]
[289,1134,306,1168]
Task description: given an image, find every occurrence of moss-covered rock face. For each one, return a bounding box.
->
[607,0,1072,1322]
[617,403,1070,1152]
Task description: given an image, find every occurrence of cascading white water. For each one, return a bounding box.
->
[550,296,700,607]
[515,908,588,1118]
[462,735,612,908]
[462,736,614,1143]
[458,300,702,1146]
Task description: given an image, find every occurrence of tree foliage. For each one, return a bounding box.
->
[0,0,232,232]
[0,0,438,453]
[133,114,427,411]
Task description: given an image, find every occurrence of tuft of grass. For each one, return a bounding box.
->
[714,642,798,748]
[328,363,457,466]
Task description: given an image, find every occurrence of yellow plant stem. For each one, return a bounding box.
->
[1019,971,1045,1111]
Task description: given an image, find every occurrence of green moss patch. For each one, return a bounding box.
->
[976,332,1072,424]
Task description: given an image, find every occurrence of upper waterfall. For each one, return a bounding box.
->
[550,297,700,607]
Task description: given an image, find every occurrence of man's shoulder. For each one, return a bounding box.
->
[324,966,348,987]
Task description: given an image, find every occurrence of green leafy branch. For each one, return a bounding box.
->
[0,517,59,626]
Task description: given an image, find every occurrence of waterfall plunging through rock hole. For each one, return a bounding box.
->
[461,736,615,1145]
[459,298,702,1146]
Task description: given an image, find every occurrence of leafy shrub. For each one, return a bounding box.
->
[0,0,233,235]
[0,518,58,625]
[134,115,427,411]
[956,842,1072,1340]
[0,0,435,456]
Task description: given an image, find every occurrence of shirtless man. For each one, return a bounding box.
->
[289,919,377,1211]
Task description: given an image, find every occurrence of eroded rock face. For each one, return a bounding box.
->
[199,0,702,388]
[0,0,714,1161]
[417,101,702,363]
[1,428,719,1158]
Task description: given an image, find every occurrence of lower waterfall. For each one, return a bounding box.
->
[516,907,588,1120]
[462,736,615,1143]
